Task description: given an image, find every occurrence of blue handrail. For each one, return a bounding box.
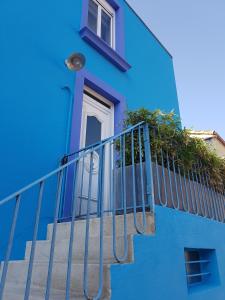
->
[0,122,145,207]
[0,121,153,300]
[0,118,224,300]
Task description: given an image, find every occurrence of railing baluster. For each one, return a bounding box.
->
[78,155,85,217]
[187,170,197,215]
[218,187,224,222]
[113,134,128,262]
[211,184,221,222]
[83,145,105,299]
[109,141,113,213]
[166,152,175,209]
[198,162,211,219]
[201,169,214,220]
[203,181,211,219]
[196,164,207,218]
[45,170,64,300]
[217,186,223,222]
[205,172,218,221]
[222,187,225,222]
[192,165,203,216]
[172,157,180,210]
[160,148,168,206]
[195,164,207,217]
[136,126,147,232]
[213,186,221,222]
[24,182,45,300]
[0,194,21,300]
[153,129,164,206]
[131,129,141,233]
[157,125,168,207]
[191,169,200,216]
[83,151,94,298]
[219,187,225,222]
[83,148,102,299]
[177,162,185,212]
[222,188,225,222]
[143,124,155,213]
[95,145,105,299]
[65,161,78,300]
[182,167,190,212]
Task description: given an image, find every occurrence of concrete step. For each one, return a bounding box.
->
[2,283,109,300]
[2,261,111,298]
[25,235,134,264]
[1,212,154,300]
[47,212,154,242]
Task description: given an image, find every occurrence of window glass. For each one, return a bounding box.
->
[87,0,114,48]
[85,116,102,147]
[184,248,219,292]
[185,250,202,284]
[88,0,98,34]
[101,10,111,46]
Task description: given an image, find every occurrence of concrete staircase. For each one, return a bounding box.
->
[1,212,154,300]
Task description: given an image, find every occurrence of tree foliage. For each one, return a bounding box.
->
[124,109,225,192]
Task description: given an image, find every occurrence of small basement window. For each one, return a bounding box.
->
[184,248,220,292]
[88,0,115,48]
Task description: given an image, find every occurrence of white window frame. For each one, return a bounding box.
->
[89,0,116,49]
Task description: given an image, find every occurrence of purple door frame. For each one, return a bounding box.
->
[61,69,126,219]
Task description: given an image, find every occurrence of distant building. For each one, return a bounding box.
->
[189,130,225,158]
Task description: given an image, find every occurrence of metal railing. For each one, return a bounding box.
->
[0,122,154,300]
[150,126,225,222]
[1,120,224,299]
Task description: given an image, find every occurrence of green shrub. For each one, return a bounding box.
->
[123,108,225,192]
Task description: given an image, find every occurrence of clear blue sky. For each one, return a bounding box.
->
[127,0,225,139]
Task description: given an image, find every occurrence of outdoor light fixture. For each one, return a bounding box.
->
[65,52,86,71]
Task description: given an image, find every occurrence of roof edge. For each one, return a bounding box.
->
[213,131,225,148]
[189,130,225,148]
[124,0,173,59]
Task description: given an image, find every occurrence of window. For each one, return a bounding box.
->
[184,248,220,292]
[80,0,131,71]
[185,250,206,285]
[85,116,102,147]
[88,0,115,48]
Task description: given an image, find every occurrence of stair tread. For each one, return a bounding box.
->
[47,212,154,239]
[3,261,111,297]
[1,212,154,300]
[3,283,110,300]
[24,235,134,264]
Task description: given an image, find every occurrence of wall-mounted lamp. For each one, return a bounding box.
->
[65,53,86,71]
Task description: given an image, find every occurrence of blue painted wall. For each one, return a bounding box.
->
[111,206,225,300]
[0,0,180,259]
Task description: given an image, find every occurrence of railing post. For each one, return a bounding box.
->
[0,195,21,300]
[143,124,155,213]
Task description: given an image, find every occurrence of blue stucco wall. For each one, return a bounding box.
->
[111,206,225,300]
[0,0,180,259]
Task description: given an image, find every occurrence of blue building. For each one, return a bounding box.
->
[0,0,224,299]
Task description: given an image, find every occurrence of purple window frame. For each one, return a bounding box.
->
[80,0,131,72]
[61,69,126,219]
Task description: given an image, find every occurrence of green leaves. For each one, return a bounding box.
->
[124,108,225,192]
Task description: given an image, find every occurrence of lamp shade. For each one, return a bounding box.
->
[65,53,86,71]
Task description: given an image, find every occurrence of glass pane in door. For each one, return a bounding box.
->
[85,116,102,147]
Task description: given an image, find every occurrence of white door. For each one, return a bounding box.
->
[76,89,114,217]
